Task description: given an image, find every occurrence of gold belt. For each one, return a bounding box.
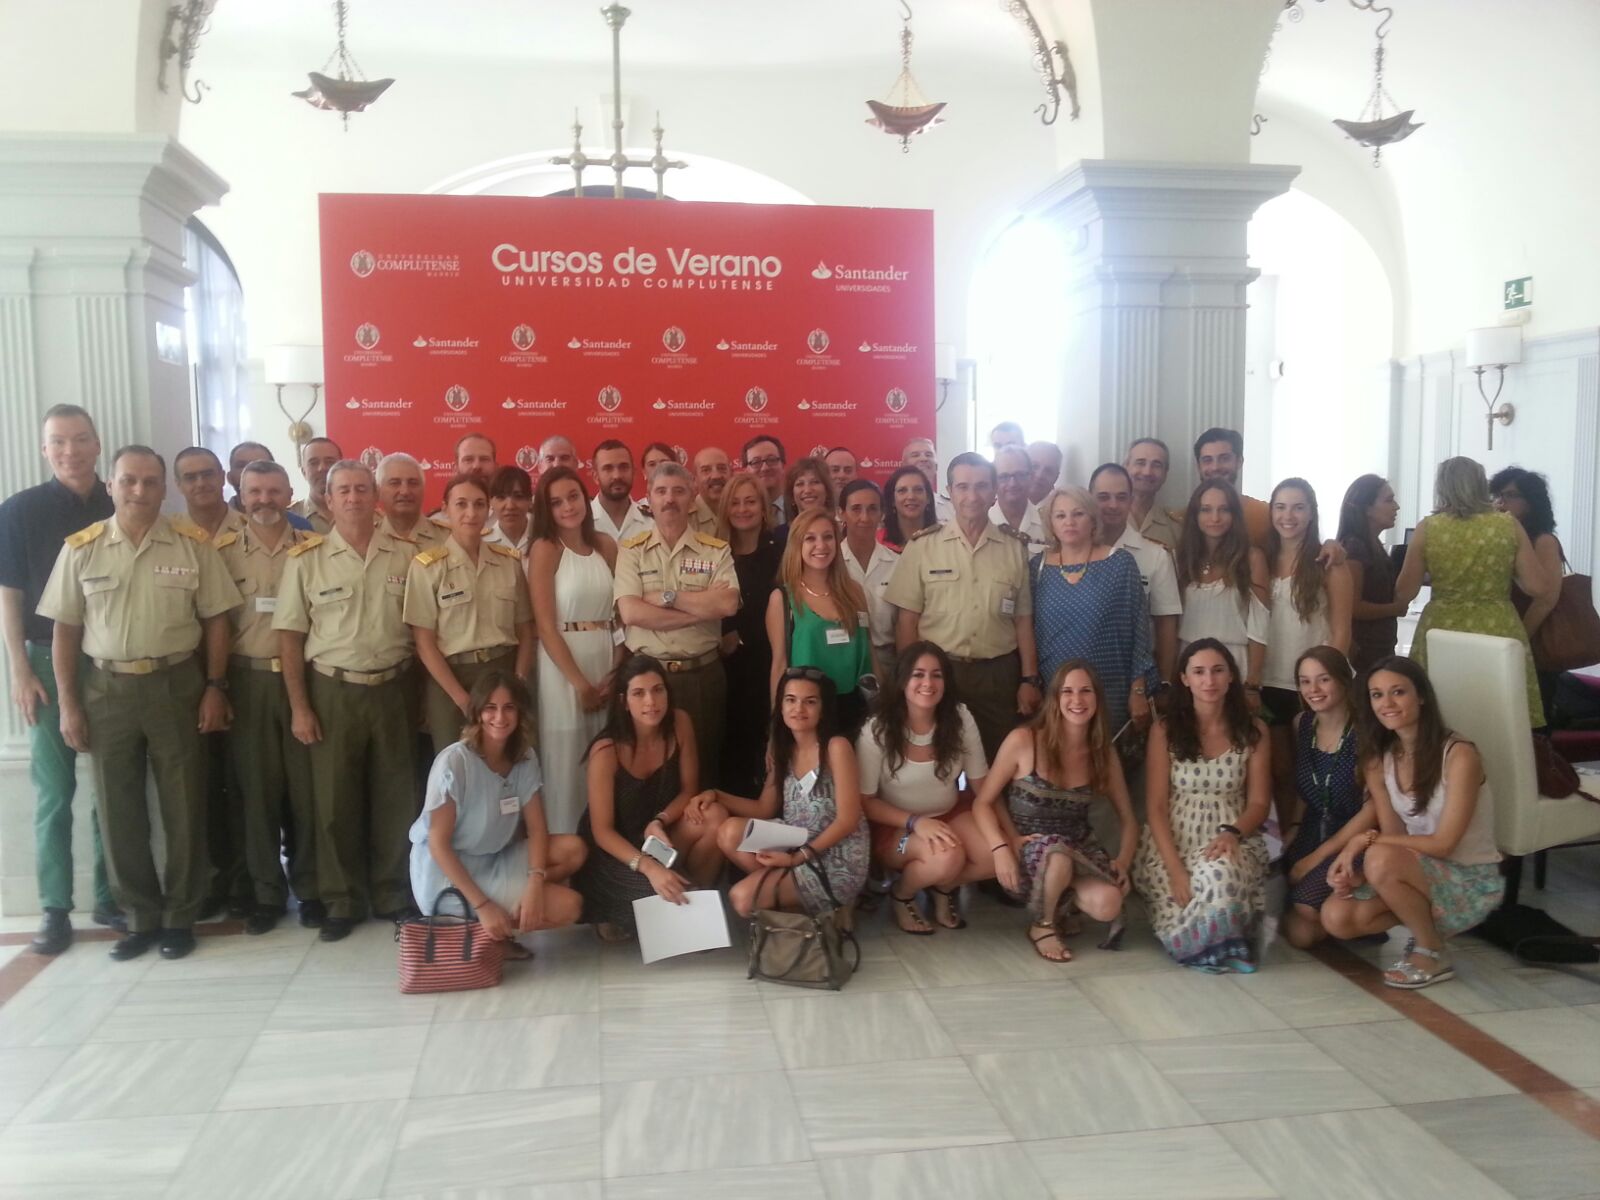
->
[444,646,516,666]
[642,648,720,673]
[92,649,195,676]
[230,654,282,674]
[560,620,614,633]
[311,659,411,686]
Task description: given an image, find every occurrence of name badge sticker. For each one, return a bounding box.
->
[795,768,818,801]
[825,626,850,646]
[254,596,278,613]
[612,626,627,646]
[499,793,520,815]
[1000,595,1016,616]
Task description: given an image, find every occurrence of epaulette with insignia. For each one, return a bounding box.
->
[1000,524,1031,543]
[909,523,942,541]
[622,530,653,549]
[286,535,324,557]
[429,514,451,529]
[638,502,653,518]
[171,518,209,543]
[489,543,521,559]
[65,521,106,549]
[214,531,240,550]
[693,532,728,549]
[389,529,417,544]
[414,546,449,567]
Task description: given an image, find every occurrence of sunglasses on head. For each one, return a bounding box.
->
[783,667,827,684]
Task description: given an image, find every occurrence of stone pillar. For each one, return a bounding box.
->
[0,134,227,915]
[1023,159,1298,499]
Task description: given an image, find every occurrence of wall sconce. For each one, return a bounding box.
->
[1465,326,1521,451]
[158,0,218,103]
[264,345,325,450]
[934,343,958,410]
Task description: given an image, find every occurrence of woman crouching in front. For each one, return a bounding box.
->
[408,671,586,957]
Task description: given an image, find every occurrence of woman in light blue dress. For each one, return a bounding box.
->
[410,671,586,953]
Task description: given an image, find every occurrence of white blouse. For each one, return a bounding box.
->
[1179,578,1269,679]
[1261,576,1330,690]
[856,704,990,817]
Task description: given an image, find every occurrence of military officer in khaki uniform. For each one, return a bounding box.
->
[38,445,241,961]
[377,451,447,548]
[886,452,1043,763]
[215,461,321,934]
[405,474,535,750]
[614,462,739,786]
[274,459,417,941]
[289,437,341,535]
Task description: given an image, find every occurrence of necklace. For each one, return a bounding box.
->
[906,726,935,746]
[1056,553,1089,583]
[799,579,830,599]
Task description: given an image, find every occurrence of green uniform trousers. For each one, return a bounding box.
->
[203,728,249,905]
[27,641,113,913]
[951,650,1022,765]
[228,662,318,908]
[83,659,208,933]
[422,650,519,753]
[307,670,416,920]
[662,658,726,790]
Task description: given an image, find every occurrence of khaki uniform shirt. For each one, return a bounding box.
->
[613,526,738,659]
[196,507,248,540]
[883,520,1032,660]
[378,512,446,550]
[403,537,531,656]
[215,521,309,660]
[1138,503,1183,551]
[273,526,415,671]
[689,496,720,539]
[37,515,241,661]
[289,498,333,535]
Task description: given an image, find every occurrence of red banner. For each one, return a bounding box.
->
[319,194,935,505]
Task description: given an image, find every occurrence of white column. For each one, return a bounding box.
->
[0,133,226,915]
[1024,160,1298,496]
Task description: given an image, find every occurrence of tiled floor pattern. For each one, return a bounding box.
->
[0,848,1595,1199]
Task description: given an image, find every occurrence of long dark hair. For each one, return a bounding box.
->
[769,667,839,779]
[459,669,536,763]
[1294,645,1356,725]
[882,465,937,547]
[871,641,965,781]
[1175,480,1254,609]
[1488,465,1558,540]
[1336,473,1389,564]
[532,465,600,547]
[1266,477,1326,622]
[1357,655,1452,816]
[588,654,677,758]
[1165,638,1260,761]
[1030,659,1114,797]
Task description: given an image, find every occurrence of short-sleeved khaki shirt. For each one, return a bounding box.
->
[689,497,720,538]
[402,537,531,656]
[289,498,333,536]
[613,525,738,659]
[882,520,1031,660]
[37,515,242,661]
[215,521,309,659]
[272,525,415,671]
[1138,504,1183,551]
[197,507,248,540]
[378,512,446,549]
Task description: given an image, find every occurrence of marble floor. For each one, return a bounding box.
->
[0,848,1596,1200]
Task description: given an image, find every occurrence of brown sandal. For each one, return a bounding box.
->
[1028,922,1072,963]
[891,889,934,936]
[930,886,967,930]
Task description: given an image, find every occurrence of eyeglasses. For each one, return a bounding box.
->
[996,471,1030,485]
[746,456,783,469]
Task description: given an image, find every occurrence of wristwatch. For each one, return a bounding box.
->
[205,677,229,693]
[1021,674,1043,688]
[661,589,678,609]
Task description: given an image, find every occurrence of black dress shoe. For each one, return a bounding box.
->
[226,899,254,920]
[318,917,356,942]
[91,906,128,933]
[30,908,72,956]
[197,895,226,922]
[158,929,197,959]
[244,908,281,936]
[109,930,161,961]
[375,905,421,923]
[296,899,327,929]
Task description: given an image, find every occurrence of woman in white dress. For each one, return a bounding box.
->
[529,466,620,834]
[1174,481,1270,703]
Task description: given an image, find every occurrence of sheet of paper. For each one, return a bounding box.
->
[632,890,732,965]
[737,818,810,854]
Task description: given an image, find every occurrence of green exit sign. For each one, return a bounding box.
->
[1504,276,1533,309]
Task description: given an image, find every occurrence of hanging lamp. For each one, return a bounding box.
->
[1330,0,1421,165]
[865,1,946,152]
[293,0,394,131]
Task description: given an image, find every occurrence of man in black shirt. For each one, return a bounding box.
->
[0,404,120,954]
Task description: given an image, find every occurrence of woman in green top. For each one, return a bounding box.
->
[766,507,876,737]
[1395,457,1555,726]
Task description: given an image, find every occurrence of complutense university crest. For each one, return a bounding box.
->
[444,385,470,413]
[349,250,376,278]
[354,323,380,350]
[511,324,536,351]
[598,385,623,413]
[744,387,768,414]
[885,387,909,413]
[806,328,830,355]
[662,326,687,353]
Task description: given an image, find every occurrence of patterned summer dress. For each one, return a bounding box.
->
[1411,511,1543,725]
[781,765,869,915]
[1003,773,1119,924]
[1132,745,1268,968]
[1283,717,1364,910]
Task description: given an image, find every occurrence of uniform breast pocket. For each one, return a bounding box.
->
[437,588,473,610]
[81,574,119,620]
[310,584,354,614]
[920,564,960,610]
[153,572,200,621]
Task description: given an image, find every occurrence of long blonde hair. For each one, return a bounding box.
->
[778,508,866,632]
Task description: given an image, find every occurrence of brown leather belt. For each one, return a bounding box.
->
[311,659,411,686]
[946,652,1014,666]
[92,649,195,676]
[230,654,282,674]
[560,620,614,633]
[445,646,515,666]
[640,648,720,673]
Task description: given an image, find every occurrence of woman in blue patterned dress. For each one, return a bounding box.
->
[711,668,870,919]
[1030,486,1157,736]
[1132,639,1272,972]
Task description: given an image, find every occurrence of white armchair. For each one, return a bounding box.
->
[1424,629,1600,902]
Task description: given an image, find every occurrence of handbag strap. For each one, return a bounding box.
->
[754,866,788,910]
[800,856,844,911]
[424,886,478,964]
